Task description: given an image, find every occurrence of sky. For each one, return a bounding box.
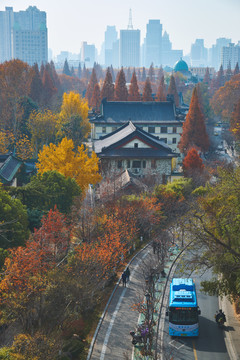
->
[1,0,240,57]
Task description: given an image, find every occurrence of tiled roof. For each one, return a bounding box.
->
[94,121,177,159]
[91,100,177,124]
[0,155,22,183]
[94,121,173,154]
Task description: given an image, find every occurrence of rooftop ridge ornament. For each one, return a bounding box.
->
[127,8,133,30]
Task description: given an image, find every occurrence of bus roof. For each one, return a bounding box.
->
[169,278,197,308]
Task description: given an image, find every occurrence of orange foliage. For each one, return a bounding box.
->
[182,148,204,175]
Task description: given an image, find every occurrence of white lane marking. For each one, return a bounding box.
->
[100,288,127,360]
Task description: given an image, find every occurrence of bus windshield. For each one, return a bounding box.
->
[169,307,198,325]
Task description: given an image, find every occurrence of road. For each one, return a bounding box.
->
[162,267,230,360]
[89,244,230,360]
[90,244,153,360]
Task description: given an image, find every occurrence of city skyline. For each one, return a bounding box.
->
[0,0,239,57]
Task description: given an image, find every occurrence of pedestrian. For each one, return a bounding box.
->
[125,267,130,282]
[121,271,127,287]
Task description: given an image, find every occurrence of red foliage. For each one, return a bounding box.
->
[100,67,114,101]
[114,68,128,101]
[85,68,98,104]
[128,70,141,101]
[91,83,101,111]
[167,75,179,106]
[178,87,209,154]
[182,148,204,175]
[142,78,153,101]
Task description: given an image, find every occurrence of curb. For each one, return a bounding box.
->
[219,297,240,360]
[86,241,151,360]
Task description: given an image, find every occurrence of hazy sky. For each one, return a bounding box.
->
[1,0,239,57]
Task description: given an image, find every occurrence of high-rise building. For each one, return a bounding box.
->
[119,10,140,68]
[104,25,118,66]
[210,38,231,70]
[221,43,240,70]
[120,29,140,67]
[80,41,96,68]
[161,31,183,67]
[0,6,48,66]
[145,20,162,67]
[190,39,207,67]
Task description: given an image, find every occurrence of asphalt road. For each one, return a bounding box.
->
[90,244,154,360]
[162,268,230,360]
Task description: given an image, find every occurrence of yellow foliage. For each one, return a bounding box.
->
[28,110,59,154]
[60,91,89,121]
[0,130,14,153]
[36,137,101,192]
[15,135,34,160]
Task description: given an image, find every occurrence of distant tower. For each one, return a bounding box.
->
[120,10,140,67]
[145,19,162,67]
[128,9,133,30]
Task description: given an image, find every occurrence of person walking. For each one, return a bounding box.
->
[121,271,127,287]
[125,267,130,282]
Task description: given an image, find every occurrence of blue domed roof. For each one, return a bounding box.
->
[174,58,189,72]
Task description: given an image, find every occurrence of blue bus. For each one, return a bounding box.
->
[166,278,201,337]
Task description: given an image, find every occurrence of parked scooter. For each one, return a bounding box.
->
[130,324,149,345]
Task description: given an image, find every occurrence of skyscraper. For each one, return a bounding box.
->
[104,25,118,66]
[80,41,96,68]
[190,39,207,67]
[0,6,48,66]
[221,43,240,70]
[120,10,140,68]
[145,20,162,67]
[210,38,231,70]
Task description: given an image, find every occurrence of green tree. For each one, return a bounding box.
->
[63,59,71,76]
[0,187,28,249]
[29,63,43,104]
[185,166,240,298]
[167,74,179,106]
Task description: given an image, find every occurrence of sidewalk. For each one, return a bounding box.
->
[220,296,240,360]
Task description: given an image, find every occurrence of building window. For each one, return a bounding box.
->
[161,126,168,133]
[132,160,141,168]
[151,159,156,169]
[112,127,117,132]
[102,127,106,134]
[173,127,177,133]
[117,160,122,169]
[134,143,138,148]
[172,138,177,144]
[148,127,155,133]
[143,160,146,168]
[160,138,167,144]
[127,160,130,168]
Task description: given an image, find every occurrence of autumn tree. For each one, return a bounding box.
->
[29,63,43,104]
[142,78,153,101]
[101,67,114,101]
[233,62,239,76]
[59,91,91,143]
[230,98,240,141]
[114,68,128,101]
[128,70,141,101]
[167,74,179,106]
[182,148,204,177]
[62,59,71,76]
[148,63,155,82]
[196,82,212,120]
[36,137,101,192]
[0,60,30,136]
[225,61,232,83]
[203,67,211,85]
[210,73,240,122]
[156,75,167,101]
[126,67,132,83]
[157,67,164,83]
[28,110,59,155]
[15,135,34,160]
[41,67,57,107]
[141,67,146,82]
[91,83,101,112]
[85,68,98,105]
[77,63,82,79]
[178,87,209,154]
